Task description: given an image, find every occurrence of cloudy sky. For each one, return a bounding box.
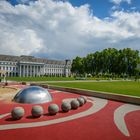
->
[0,0,140,60]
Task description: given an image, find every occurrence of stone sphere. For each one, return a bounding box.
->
[61,102,71,112]
[48,104,59,115]
[77,97,85,106]
[11,107,25,120]
[31,105,44,118]
[13,86,52,104]
[71,100,80,109]
[80,96,87,104]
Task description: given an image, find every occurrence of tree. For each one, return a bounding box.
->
[71,48,140,77]
[119,48,139,76]
[71,56,84,75]
[83,53,94,74]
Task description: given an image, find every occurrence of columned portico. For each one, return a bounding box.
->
[18,62,45,77]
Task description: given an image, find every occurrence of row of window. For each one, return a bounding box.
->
[0,61,70,69]
[0,68,71,74]
[0,62,67,67]
[45,69,64,71]
[20,65,66,69]
[45,69,70,72]
[46,71,64,74]
[45,65,65,68]
[0,62,16,65]
[45,73,65,76]
[0,66,17,71]
[0,66,70,72]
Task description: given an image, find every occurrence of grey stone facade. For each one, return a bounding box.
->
[0,54,71,77]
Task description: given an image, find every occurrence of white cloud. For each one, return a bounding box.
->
[111,0,131,5]
[0,0,140,59]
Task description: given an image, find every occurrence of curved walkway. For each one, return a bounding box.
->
[0,97,108,130]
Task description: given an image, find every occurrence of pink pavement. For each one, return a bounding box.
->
[0,85,140,140]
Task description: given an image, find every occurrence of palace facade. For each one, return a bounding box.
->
[0,54,71,77]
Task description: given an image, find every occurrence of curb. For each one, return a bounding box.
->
[48,85,140,105]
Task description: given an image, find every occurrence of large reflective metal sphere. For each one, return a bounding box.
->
[13,86,52,104]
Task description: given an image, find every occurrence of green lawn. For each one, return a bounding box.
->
[4,76,124,82]
[48,81,140,97]
[5,77,75,82]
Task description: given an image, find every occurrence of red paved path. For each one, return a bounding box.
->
[0,85,140,140]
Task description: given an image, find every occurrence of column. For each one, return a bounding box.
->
[42,66,44,76]
[27,65,28,77]
[36,66,38,76]
[38,66,40,77]
[35,66,37,77]
[40,66,41,76]
[32,66,34,77]
[31,65,33,77]
[23,65,25,77]
[30,66,32,77]
[29,65,31,77]
[19,65,21,77]
[25,65,27,77]
[33,65,35,77]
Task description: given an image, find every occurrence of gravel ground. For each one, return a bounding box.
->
[0,87,17,102]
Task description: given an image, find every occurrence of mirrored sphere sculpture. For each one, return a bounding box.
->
[13,86,52,104]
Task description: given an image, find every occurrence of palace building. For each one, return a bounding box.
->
[0,54,71,77]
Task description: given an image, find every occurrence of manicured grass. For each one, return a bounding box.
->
[5,76,75,82]
[49,81,140,97]
[4,76,108,82]
[4,76,121,82]
[3,76,128,82]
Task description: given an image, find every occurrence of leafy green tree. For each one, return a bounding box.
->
[71,48,140,78]
[118,48,139,76]
[83,53,94,74]
[71,56,84,75]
